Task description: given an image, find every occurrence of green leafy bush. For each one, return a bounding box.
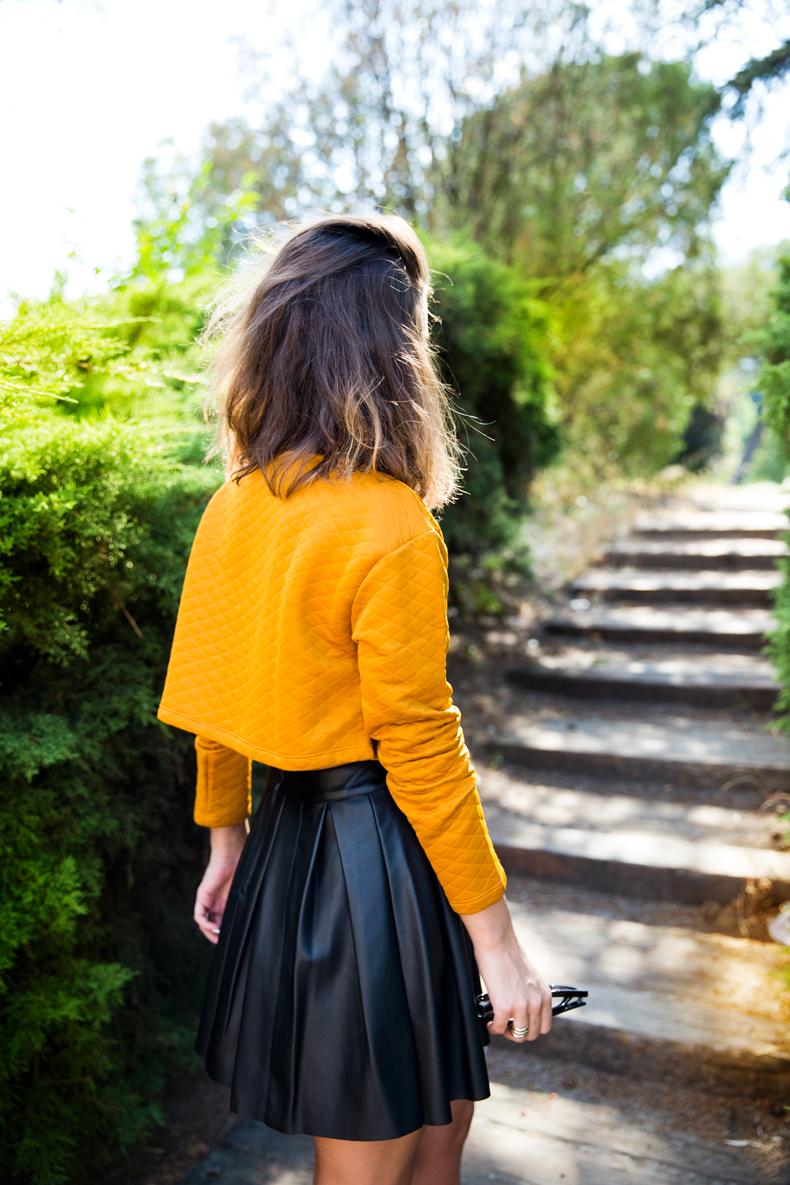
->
[760,256,790,447]
[760,253,790,729]
[0,413,221,1184]
[423,232,562,608]
[0,267,224,1183]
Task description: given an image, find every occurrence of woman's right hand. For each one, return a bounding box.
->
[193,823,248,945]
[460,895,553,1043]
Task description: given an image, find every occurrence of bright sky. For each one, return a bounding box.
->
[1,0,788,320]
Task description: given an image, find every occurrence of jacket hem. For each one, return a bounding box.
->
[156,704,377,768]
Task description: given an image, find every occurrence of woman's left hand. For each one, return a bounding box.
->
[194,825,248,944]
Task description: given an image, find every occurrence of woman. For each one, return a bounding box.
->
[156,211,552,1185]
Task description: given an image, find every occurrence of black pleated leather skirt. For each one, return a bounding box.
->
[194,757,492,1141]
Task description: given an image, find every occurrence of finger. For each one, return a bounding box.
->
[195,886,224,930]
[526,984,552,1039]
[540,986,553,1035]
[487,1004,513,1038]
[508,1010,530,1043]
[526,989,543,1042]
[193,899,221,944]
[198,918,221,944]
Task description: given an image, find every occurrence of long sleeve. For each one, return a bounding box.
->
[350,527,507,914]
[194,735,252,827]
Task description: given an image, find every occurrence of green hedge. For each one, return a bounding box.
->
[0,416,218,1184]
[761,255,790,729]
[423,232,562,611]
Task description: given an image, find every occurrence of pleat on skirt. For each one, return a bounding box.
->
[194,756,492,1141]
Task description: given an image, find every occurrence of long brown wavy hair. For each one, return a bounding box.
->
[197,211,466,510]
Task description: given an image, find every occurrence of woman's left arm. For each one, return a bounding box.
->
[351,526,508,916]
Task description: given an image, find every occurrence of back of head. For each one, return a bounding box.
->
[199,211,464,509]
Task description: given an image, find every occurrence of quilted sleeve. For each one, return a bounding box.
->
[350,528,507,914]
[194,736,252,828]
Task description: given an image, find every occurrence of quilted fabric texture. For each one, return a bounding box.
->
[156,451,507,914]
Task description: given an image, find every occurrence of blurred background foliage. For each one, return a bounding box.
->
[1,0,789,1181]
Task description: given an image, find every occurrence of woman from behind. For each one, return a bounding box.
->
[156,210,552,1185]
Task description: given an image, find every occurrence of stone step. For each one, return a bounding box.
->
[504,650,779,710]
[481,772,790,906]
[568,568,780,607]
[673,480,788,516]
[481,709,790,793]
[601,537,786,571]
[631,511,787,540]
[203,1053,789,1184]
[543,603,775,650]
[499,878,790,1101]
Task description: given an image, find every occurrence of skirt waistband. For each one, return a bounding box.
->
[254,758,388,802]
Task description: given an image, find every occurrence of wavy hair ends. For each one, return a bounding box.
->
[197,211,466,511]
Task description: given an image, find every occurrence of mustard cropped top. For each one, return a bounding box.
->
[156,452,507,915]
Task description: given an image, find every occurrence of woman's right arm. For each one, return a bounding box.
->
[192,736,251,943]
[459,895,553,1043]
[194,734,252,827]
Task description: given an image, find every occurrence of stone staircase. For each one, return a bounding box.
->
[179,481,790,1185]
[470,480,790,1184]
